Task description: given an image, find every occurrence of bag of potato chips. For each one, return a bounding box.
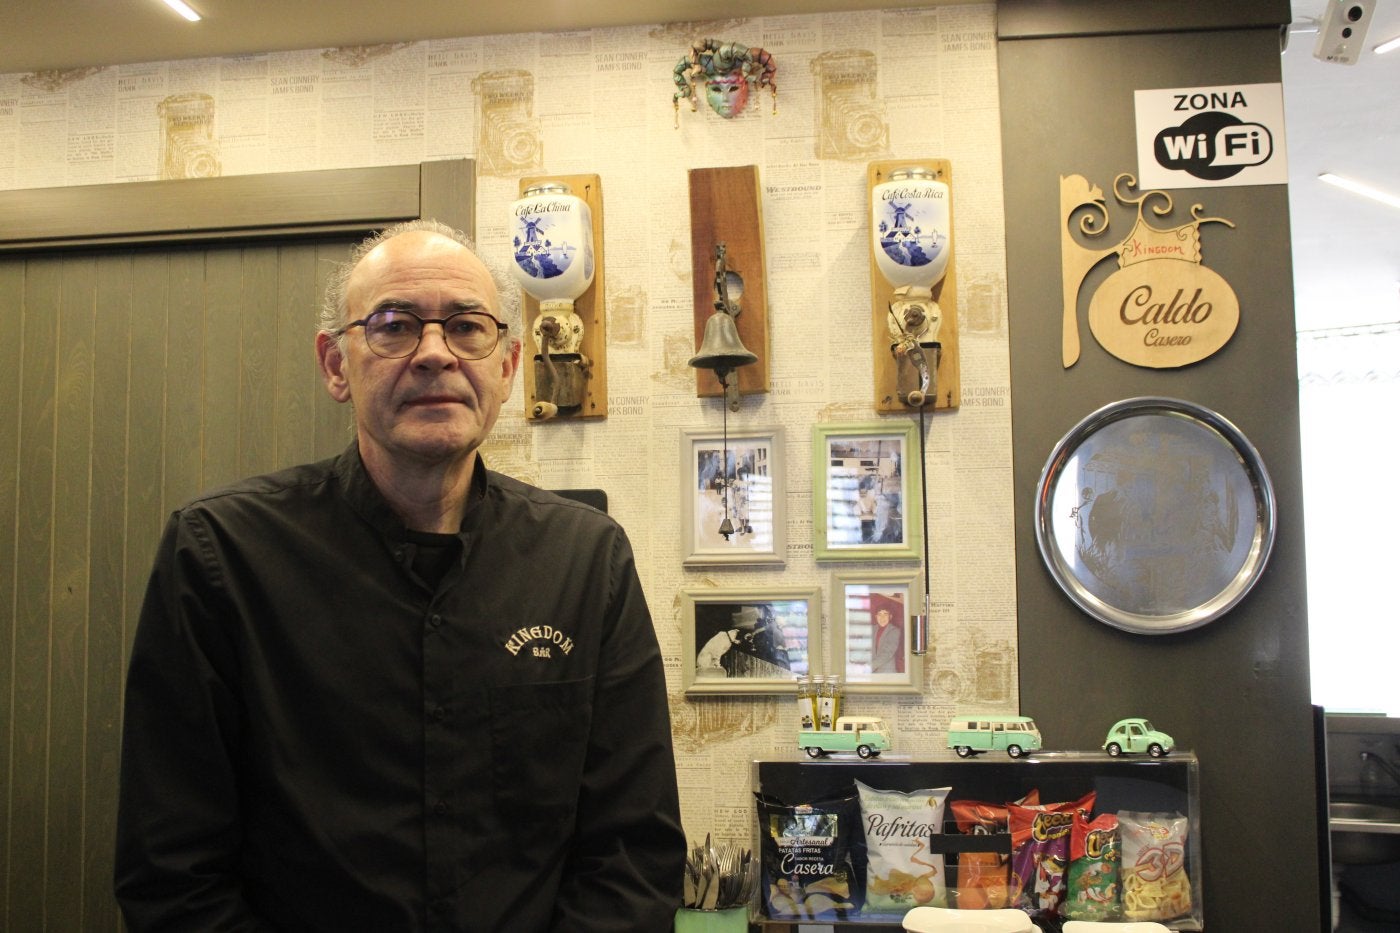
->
[755,792,862,921]
[856,780,952,915]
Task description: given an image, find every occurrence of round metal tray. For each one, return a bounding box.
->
[1034,397,1276,635]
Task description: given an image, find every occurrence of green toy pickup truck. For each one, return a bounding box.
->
[798,715,891,759]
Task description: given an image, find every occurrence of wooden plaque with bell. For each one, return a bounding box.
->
[688,165,770,401]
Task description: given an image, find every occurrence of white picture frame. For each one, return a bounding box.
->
[680,426,785,566]
[831,568,924,694]
[681,586,821,695]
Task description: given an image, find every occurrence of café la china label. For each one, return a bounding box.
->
[1061,172,1238,369]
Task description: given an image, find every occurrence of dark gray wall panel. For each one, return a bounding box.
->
[999,17,1318,932]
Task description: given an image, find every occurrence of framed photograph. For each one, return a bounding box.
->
[812,421,923,561]
[831,569,924,693]
[681,587,821,695]
[680,427,786,566]
[1035,396,1276,635]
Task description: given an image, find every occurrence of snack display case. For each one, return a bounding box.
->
[752,752,1203,930]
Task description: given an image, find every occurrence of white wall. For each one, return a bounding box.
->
[0,6,1016,842]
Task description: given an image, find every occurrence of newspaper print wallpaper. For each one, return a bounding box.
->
[0,4,1015,845]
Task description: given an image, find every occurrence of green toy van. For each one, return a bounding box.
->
[946,715,1042,758]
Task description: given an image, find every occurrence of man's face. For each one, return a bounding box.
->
[317,230,519,472]
[875,609,891,628]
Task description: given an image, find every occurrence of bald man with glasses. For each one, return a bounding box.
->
[115,220,684,932]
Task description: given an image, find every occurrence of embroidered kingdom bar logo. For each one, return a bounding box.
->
[504,625,575,658]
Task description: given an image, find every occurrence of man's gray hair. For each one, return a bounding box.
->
[319,219,522,344]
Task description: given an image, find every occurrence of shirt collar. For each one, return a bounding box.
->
[334,441,491,541]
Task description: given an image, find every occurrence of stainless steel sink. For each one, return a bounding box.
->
[1330,800,1400,865]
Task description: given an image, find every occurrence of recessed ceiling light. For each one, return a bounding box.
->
[1319,173,1400,210]
[1374,35,1400,55]
[159,0,202,22]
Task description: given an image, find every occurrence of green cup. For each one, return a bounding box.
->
[673,906,749,932]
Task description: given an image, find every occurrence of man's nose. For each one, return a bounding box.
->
[411,322,458,366]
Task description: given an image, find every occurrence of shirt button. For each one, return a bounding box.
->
[428,613,444,628]
[434,800,449,815]
[431,705,448,721]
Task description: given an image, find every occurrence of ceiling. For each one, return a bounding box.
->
[3,0,1396,334]
[1283,1,1400,333]
[2,0,945,73]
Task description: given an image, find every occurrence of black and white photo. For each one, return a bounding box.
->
[681,587,820,695]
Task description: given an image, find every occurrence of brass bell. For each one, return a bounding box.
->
[688,311,758,373]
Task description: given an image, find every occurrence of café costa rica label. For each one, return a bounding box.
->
[1060,172,1239,369]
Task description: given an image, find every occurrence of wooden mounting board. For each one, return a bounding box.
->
[689,165,770,400]
[519,173,607,420]
[868,159,961,412]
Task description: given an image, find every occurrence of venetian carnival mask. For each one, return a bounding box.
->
[672,38,777,124]
[705,73,750,119]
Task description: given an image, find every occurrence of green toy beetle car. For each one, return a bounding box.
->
[1103,718,1174,758]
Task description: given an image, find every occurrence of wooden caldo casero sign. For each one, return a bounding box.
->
[1086,241,1238,367]
[1061,173,1239,369]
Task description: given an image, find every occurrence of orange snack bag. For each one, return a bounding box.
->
[949,790,1039,909]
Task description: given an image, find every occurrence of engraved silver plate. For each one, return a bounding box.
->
[1035,397,1276,634]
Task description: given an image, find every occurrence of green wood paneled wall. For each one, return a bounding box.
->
[0,240,354,929]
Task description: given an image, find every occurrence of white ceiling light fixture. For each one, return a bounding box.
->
[1318,173,1400,210]
[159,0,202,22]
[1374,34,1400,55]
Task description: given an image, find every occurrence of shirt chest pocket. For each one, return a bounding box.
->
[488,677,594,823]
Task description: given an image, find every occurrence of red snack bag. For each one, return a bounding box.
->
[950,790,1039,910]
[1008,791,1095,918]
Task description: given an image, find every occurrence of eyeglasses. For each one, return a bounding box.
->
[337,308,508,361]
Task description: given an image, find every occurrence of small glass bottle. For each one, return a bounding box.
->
[796,675,817,731]
[817,676,835,730]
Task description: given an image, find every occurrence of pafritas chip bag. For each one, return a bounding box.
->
[855,780,952,914]
[1064,811,1120,920]
[1008,791,1095,918]
[949,790,1039,910]
[1119,810,1193,922]
[755,792,861,921]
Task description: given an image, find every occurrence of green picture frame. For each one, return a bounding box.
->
[812,421,923,562]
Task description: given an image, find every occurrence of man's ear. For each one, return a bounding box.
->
[498,337,522,403]
[316,332,352,403]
